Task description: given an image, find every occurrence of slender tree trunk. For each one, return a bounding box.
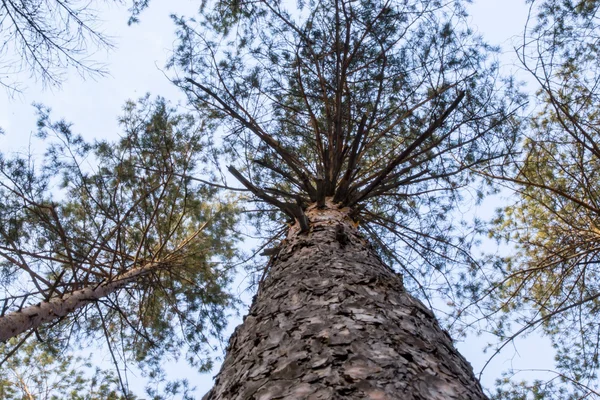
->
[204,201,487,399]
[0,262,163,342]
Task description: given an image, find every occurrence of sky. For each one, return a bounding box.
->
[0,0,557,397]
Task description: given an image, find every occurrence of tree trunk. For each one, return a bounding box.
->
[0,261,163,342]
[204,200,487,399]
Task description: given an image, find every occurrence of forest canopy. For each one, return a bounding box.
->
[1,0,600,399]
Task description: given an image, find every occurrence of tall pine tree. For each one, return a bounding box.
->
[0,97,239,396]
[171,0,522,397]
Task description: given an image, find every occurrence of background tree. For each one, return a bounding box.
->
[168,0,523,397]
[468,0,600,398]
[0,0,154,90]
[0,337,125,400]
[0,96,239,397]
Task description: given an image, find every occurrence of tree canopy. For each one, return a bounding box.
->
[6,0,600,398]
[171,0,523,305]
[469,0,600,398]
[0,337,125,400]
[0,96,239,397]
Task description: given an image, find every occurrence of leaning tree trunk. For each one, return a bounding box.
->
[204,201,487,399]
[0,261,164,342]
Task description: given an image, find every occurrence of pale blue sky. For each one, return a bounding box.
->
[0,0,555,397]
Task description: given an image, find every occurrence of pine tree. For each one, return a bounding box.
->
[483,0,600,397]
[0,96,239,396]
[170,0,522,397]
[0,338,125,400]
[0,0,154,89]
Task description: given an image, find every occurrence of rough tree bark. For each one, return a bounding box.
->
[204,200,487,399]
